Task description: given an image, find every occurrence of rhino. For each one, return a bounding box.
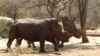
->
[6,18,72,52]
[57,16,82,47]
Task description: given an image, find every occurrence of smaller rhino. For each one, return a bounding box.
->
[57,16,82,47]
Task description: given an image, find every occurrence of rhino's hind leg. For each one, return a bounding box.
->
[6,38,15,52]
[15,38,23,47]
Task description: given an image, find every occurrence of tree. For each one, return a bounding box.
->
[0,0,18,20]
[77,0,89,43]
[47,0,69,17]
[34,0,69,18]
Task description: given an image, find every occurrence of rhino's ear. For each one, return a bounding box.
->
[71,17,76,22]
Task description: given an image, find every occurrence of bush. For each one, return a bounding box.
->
[0,16,14,38]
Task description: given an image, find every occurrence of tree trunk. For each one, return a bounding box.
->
[68,0,73,18]
[80,11,89,43]
[78,0,89,43]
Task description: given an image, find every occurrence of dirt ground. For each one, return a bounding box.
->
[0,35,100,56]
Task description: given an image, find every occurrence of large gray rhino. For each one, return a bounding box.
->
[6,18,72,52]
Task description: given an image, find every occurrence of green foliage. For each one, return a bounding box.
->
[0,17,14,38]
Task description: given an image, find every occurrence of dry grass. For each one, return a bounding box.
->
[0,32,100,56]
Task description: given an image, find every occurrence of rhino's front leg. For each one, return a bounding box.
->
[51,39,59,51]
[39,39,45,53]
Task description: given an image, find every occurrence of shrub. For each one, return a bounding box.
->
[0,16,14,38]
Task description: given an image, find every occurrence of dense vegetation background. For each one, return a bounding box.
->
[0,0,100,28]
[0,0,100,38]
